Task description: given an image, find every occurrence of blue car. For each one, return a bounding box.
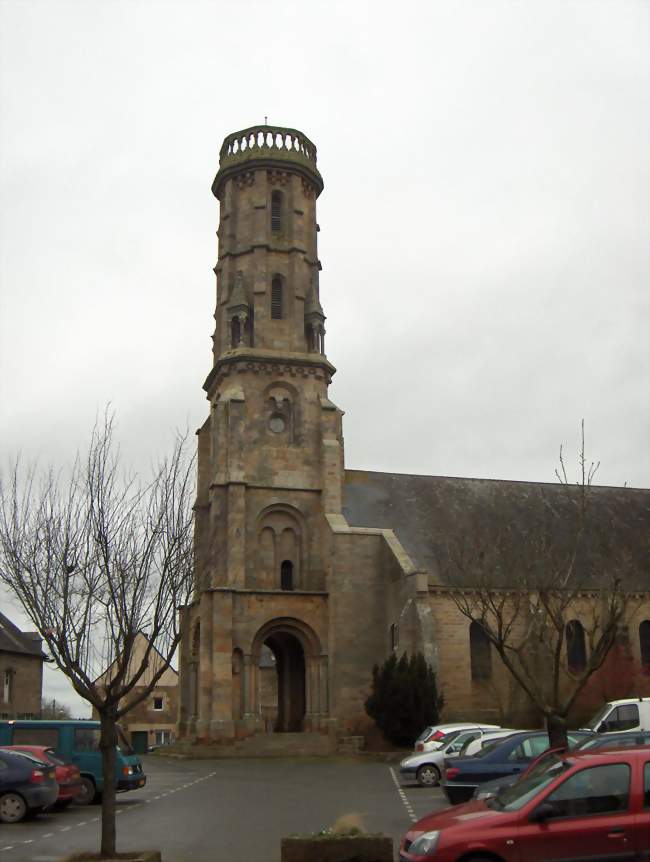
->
[0,749,59,823]
[441,729,594,804]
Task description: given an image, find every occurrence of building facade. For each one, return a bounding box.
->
[0,611,44,719]
[178,125,650,744]
[94,632,179,754]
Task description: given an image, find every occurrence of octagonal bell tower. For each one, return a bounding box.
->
[180,126,344,742]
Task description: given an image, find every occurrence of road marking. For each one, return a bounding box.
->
[42,833,54,838]
[1,847,14,852]
[389,767,417,823]
[60,826,72,832]
[77,821,87,827]
[22,840,33,844]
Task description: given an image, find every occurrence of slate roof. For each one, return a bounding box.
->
[343,470,650,591]
[0,611,44,658]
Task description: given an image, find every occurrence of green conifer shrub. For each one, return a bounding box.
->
[364,652,443,747]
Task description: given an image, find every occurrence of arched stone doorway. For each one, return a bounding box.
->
[250,617,327,734]
[265,631,305,731]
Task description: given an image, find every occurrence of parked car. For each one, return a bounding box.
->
[1,745,82,808]
[473,745,569,800]
[400,747,650,861]
[440,729,593,804]
[574,729,650,751]
[0,720,145,805]
[401,728,501,786]
[414,723,500,753]
[581,696,650,734]
[457,728,521,757]
[472,730,650,801]
[0,749,59,823]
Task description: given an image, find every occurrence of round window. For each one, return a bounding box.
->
[269,414,286,433]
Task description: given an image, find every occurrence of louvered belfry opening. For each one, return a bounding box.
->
[271,276,283,319]
[271,191,282,233]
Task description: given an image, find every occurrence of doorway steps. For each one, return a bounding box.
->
[162,732,336,759]
[236,731,335,757]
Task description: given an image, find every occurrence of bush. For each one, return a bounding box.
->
[364,652,443,747]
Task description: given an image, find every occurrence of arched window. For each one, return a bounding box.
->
[566,620,587,674]
[280,560,294,591]
[469,622,492,680]
[230,317,241,347]
[271,191,282,233]
[640,620,650,675]
[271,276,283,319]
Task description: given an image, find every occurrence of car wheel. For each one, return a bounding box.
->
[73,777,97,806]
[0,792,28,823]
[416,763,441,787]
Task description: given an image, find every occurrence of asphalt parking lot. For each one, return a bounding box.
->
[0,755,448,862]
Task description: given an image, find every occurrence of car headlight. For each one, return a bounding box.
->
[409,830,440,855]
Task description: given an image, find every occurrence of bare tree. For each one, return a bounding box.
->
[41,697,73,719]
[0,413,195,858]
[441,423,636,748]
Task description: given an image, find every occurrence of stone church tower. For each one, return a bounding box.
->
[178,124,650,746]
[178,125,360,744]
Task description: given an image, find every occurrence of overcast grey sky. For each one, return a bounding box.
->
[1,0,648,713]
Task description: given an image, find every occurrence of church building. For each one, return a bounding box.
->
[177,125,650,747]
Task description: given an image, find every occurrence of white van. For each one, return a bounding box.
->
[582,697,650,734]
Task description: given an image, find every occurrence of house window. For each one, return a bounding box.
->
[155,729,172,746]
[271,191,282,233]
[469,622,492,680]
[271,277,283,319]
[640,620,650,675]
[566,619,587,674]
[280,560,294,591]
[152,696,164,711]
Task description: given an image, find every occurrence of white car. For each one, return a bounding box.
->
[402,726,502,786]
[415,722,500,753]
[459,728,521,757]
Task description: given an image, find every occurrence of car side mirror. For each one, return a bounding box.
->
[530,802,560,823]
[598,722,608,733]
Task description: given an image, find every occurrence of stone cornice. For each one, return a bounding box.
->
[214,245,316,271]
[203,349,336,396]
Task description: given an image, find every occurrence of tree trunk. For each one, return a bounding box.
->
[546,712,569,749]
[99,710,118,858]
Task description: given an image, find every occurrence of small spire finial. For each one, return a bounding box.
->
[264,115,268,125]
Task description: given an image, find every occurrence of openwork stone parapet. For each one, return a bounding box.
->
[212,125,324,199]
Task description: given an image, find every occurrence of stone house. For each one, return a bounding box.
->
[0,611,44,719]
[94,632,178,754]
[177,124,650,746]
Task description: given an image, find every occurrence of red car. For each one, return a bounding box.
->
[2,745,82,808]
[400,747,650,861]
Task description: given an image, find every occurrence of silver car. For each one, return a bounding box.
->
[401,727,502,786]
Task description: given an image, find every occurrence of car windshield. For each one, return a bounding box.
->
[467,739,500,758]
[584,705,610,730]
[526,750,563,779]
[492,760,572,811]
[438,730,461,746]
[44,749,65,765]
[0,749,48,766]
